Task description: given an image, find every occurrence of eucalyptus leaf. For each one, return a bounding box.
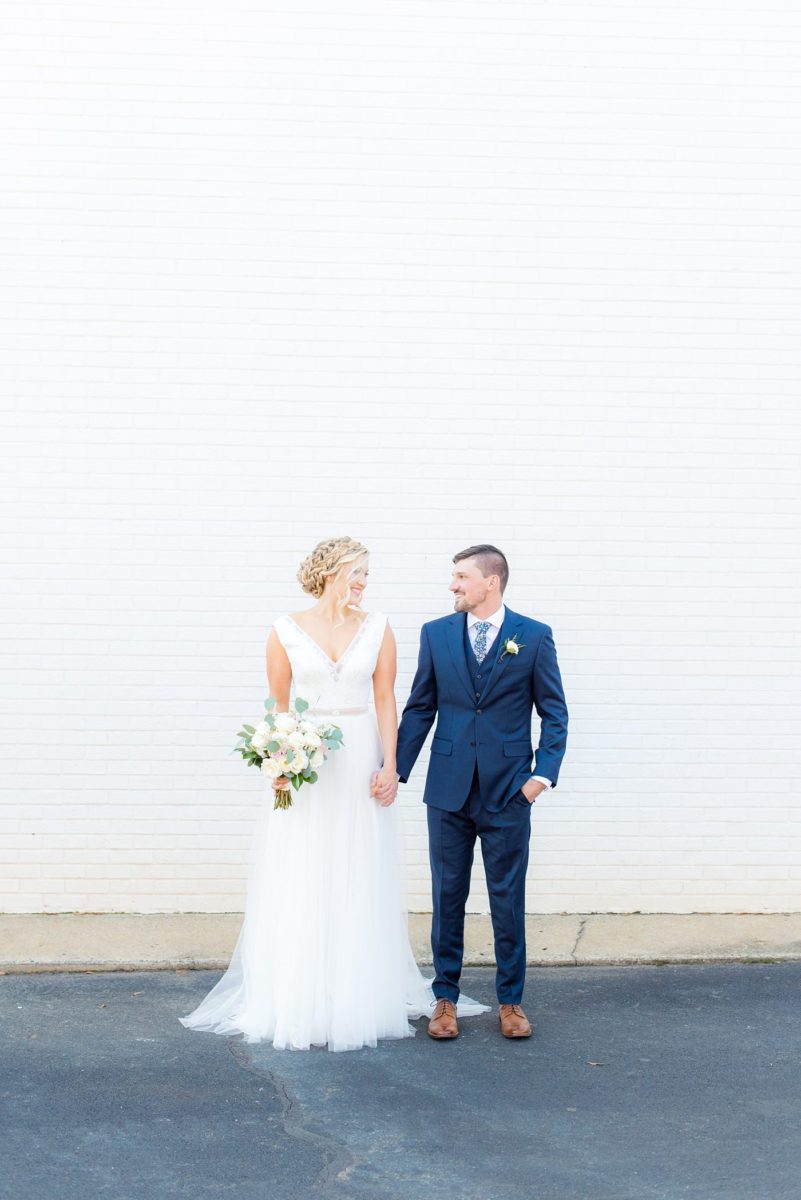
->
[295,698,309,713]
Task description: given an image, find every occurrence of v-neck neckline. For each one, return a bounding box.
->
[284,612,372,670]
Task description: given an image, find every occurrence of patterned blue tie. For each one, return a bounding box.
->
[473,621,491,664]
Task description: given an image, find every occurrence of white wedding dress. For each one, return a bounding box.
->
[179,610,489,1052]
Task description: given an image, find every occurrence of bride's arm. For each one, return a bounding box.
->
[372,623,399,806]
[265,629,292,790]
[266,629,292,710]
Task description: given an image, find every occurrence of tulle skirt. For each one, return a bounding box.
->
[179,710,489,1052]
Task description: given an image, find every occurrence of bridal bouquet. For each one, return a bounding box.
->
[234,697,344,810]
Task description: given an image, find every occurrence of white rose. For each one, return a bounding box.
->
[273,713,296,735]
[250,732,268,751]
[254,720,270,737]
[310,749,325,769]
[302,732,322,751]
[290,751,309,773]
[261,758,283,779]
[504,639,520,655]
[286,730,306,749]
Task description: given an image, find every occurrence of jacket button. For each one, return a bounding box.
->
[476,709,482,715]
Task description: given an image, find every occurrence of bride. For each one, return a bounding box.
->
[179,536,488,1051]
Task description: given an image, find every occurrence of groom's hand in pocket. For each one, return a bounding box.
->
[521,777,546,804]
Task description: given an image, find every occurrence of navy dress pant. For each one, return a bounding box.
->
[426,764,533,1005]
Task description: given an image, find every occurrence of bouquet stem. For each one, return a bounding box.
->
[273,787,293,811]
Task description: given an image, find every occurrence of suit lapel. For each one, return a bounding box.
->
[445,613,476,702]
[478,608,525,703]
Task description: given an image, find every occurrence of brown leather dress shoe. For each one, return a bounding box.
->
[428,998,459,1039]
[499,1003,532,1038]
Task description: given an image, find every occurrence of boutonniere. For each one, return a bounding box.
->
[501,637,524,659]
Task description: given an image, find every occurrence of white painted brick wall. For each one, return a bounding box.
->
[1,1,800,914]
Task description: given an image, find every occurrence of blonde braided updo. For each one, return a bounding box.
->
[297,536,370,625]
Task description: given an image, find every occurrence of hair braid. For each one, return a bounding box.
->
[297,538,370,622]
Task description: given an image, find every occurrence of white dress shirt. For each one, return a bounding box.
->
[467,604,552,791]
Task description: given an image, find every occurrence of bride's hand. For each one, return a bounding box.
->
[371,768,398,807]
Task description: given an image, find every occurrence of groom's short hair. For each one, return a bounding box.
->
[453,544,509,593]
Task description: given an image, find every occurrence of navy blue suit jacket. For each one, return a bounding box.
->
[396,607,568,813]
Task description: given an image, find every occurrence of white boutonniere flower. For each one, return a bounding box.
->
[501,637,524,658]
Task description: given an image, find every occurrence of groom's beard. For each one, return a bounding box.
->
[453,592,490,613]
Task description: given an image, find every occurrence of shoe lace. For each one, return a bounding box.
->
[433,998,453,1018]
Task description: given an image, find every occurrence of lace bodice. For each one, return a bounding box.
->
[272,611,388,712]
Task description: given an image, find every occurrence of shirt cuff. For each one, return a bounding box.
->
[531,775,552,788]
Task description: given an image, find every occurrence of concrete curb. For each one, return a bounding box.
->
[2,912,801,973]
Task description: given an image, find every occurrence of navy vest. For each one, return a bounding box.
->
[463,615,507,701]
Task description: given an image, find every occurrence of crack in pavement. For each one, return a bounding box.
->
[570,916,588,963]
[227,1039,357,1195]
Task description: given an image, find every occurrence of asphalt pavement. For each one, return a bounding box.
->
[2,963,799,1200]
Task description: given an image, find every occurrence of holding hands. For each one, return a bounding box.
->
[371,767,398,807]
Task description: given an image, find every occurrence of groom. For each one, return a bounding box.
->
[387,545,568,1040]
